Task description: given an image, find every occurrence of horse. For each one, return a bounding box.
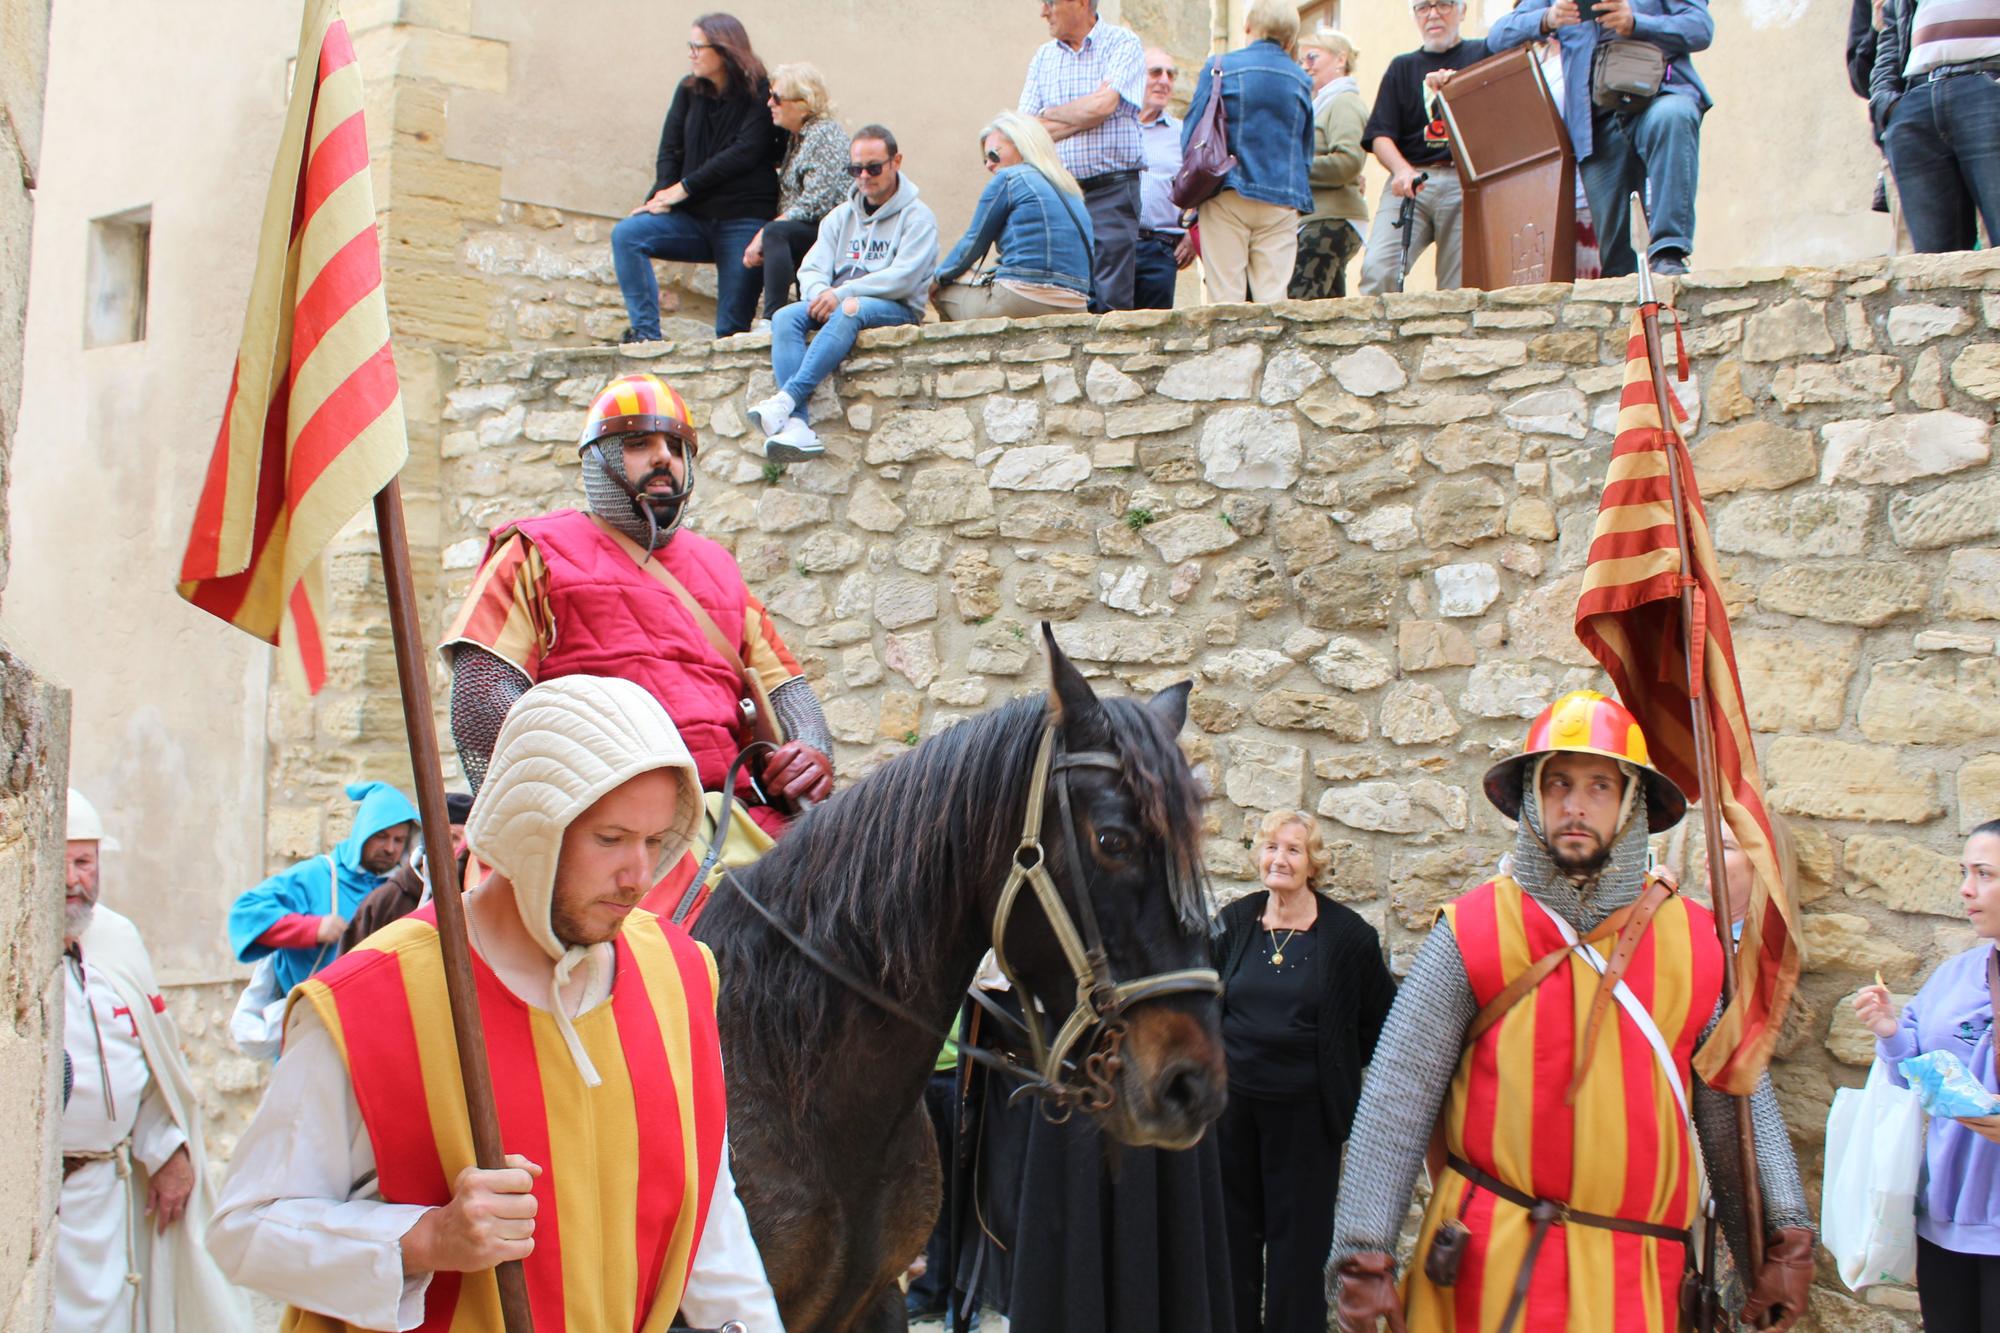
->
[693,629,1228,1332]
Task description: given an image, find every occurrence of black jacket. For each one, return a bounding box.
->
[650,77,785,220]
[1846,0,1879,99]
[1212,891,1399,1144]
[1867,0,1916,140]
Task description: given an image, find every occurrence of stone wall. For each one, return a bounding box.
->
[429,249,1999,1328]
[0,0,65,1327]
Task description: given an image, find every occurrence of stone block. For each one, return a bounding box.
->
[1342,504,1419,552]
[990,445,1090,492]
[1319,778,1469,834]
[1416,476,1506,547]
[1758,562,1929,627]
[1859,656,2000,744]
[1142,512,1240,563]
[1706,360,1756,423]
[967,622,1035,676]
[1820,410,1991,485]
[936,366,1005,399]
[824,695,876,744]
[1105,402,1197,437]
[1329,345,1407,396]
[1418,336,1528,381]
[1309,637,1394,692]
[1013,567,1092,615]
[755,488,831,533]
[1084,359,1145,404]
[1886,302,1972,345]
[883,630,940,690]
[1199,408,1302,489]
[1951,343,2000,399]
[904,466,994,526]
[948,551,1003,621]
[1506,573,1597,665]
[1295,560,1400,630]
[1741,298,1834,362]
[1383,393,1495,426]
[1421,423,1521,473]
[1958,754,2000,831]
[1734,629,1860,732]
[873,577,939,630]
[1460,661,1557,719]
[1260,348,1325,404]
[1710,490,1871,559]
[1771,356,1904,408]
[1844,834,1965,918]
[1888,475,2000,549]
[1433,562,1500,617]
[1501,387,1588,438]
[846,480,906,533]
[1296,382,1383,431]
[1251,690,1370,739]
[1506,497,1558,541]
[983,397,1041,445]
[1223,738,1307,810]
[1388,846,1502,929]
[1691,422,1816,494]
[1380,681,1462,745]
[1158,343,1262,401]
[865,408,976,463]
[1766,737,1942,823]
[1051,621,1196,664]
[1909,345,1946,409]
[1399,621,1478,671]
[796,530,864,572]
[1804,912,1920,980]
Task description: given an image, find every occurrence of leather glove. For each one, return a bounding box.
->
[1739,1227,1813,1330]
[1333,1252,1407,1333]
[761,741,834,805]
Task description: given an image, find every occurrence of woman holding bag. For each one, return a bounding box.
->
[1854,818,2000,1329]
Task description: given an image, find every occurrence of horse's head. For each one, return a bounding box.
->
[989,627,1226,1150]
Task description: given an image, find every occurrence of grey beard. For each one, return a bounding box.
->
[1512,772,1650,933]
[64,900,95,942]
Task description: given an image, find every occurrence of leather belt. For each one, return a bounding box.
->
[1077,168,1140,192]
[1928,56,2000,82]
[1447,1153,1689,1333]
[1137,228,1184,242]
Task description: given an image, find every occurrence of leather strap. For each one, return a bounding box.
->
[1465,884,1659,1044]
[1566,877,1675,1105]
[589,516,782,749]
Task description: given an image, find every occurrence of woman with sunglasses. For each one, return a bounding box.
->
[743,64,849,324]
[611,13,784,341]
[1289,30,1369,300]
[930,111,1096,322]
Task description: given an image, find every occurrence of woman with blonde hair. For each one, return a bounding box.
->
[1289,29,1369,300]
[932,110,1096,322]
[1211,808,1397,1332]
[744,61,849,321]
[1183,0,1316,303]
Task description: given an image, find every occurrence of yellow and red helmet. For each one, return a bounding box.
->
[578,373,698,457]
[1482,689,1688,830]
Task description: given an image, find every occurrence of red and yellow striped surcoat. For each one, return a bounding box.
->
[283,905,727,1333]
[1405,878,1724,1333]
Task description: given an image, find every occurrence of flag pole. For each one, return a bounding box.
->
[373,478,536,1333]
[1629,193,1768,1300]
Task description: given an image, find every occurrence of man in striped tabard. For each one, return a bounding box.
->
[1328,690,1815,1333]
[209,676,781,1332]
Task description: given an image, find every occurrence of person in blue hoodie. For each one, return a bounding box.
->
[227,781,419,994]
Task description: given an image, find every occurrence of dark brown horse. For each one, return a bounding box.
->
[693,633,1227,1332]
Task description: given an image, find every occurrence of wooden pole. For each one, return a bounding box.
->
[372,478,536,1333]
[1630,195,1768,1307]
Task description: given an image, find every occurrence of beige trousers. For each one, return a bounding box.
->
[1196,190,1299,304]
[932,278,1080,322]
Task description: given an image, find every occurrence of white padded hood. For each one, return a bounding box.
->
[464,676,703,1083]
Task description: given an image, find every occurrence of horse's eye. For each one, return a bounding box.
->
[1096,828,1133,858]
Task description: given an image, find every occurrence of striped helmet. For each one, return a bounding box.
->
[578,373,698,457]
[1482,689,1687,830]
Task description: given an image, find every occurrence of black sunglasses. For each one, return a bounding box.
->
[845,160,891,177]
[984,149,1003,164]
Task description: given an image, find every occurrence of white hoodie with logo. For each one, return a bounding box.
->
[798,174,941,319]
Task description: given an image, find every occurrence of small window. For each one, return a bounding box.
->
[85,207,151,348]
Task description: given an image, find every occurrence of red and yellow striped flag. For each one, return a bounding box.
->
[1573,312,1801,1097]
[177,0,406,693]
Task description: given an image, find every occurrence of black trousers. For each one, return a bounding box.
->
[1216,1090,1338,1333]
[1133,232,1181,309]
[1081,170,1141,312]
[1919,1234,2000,1331]
[759,217,822,320]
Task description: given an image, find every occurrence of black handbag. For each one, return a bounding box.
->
[1591,38,1667,113]
[1170,58,1237,210]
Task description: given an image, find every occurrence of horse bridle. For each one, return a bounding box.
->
[710,720,1220,1115]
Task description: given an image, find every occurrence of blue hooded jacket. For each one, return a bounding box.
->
[228,781,420,994]
[935,164,1097,297]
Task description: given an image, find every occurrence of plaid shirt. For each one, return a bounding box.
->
[1018,21,1145,179]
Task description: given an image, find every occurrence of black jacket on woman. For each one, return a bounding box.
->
[1212,891,1398,1144]
[649,75,784,219]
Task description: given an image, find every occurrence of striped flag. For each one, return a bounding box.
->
[177,0,406,693]
[1573,313,1801,1097]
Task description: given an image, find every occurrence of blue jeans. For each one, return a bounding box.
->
[1133,232,1181,309]
[1580,93,1702,275]
[1885,72,2000,255]
[610,211,766,339]
[770,297,918,421]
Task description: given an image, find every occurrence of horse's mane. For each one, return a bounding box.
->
[707,685,1210,1115]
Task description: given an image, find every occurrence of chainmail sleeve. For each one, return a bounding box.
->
[1691,1006,1814,1295]
[1327,922,1478,1282]
[770,675,835,759]
[449,644,530,795]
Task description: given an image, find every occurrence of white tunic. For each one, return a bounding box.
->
[209,946,784,1332]
[58,950,187,1333]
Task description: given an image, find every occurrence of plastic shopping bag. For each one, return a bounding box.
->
[1822,1060,1923,1291]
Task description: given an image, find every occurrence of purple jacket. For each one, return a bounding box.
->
[1879,944,2000,1255]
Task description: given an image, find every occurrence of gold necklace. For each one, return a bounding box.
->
[1268,925,1300,967]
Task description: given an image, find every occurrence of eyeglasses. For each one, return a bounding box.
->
[767,92,802,104]
[1146,65,1179,78]
[845,160,892,177]
[1411,1,1457,12]
[983,149,1003,164]
[688,40,715,52]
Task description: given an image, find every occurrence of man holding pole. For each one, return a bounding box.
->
[209,675,781,1332]
[1327,691,1813,1331]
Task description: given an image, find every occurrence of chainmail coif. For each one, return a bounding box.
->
[1326,767,1810,1308]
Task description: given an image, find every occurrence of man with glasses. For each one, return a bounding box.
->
[1357,0,1486,294]
[1135,48,1199,309]
[1020,0,1148,311]
[750,125,938,462]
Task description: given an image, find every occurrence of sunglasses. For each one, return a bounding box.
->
[984,149,1003,164]
[767,92,802,104]
[688,40,715,52]
[845,160,892,177]
[1147,65,1179,78]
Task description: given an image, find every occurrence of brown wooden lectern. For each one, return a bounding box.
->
[1437,47,1575,288]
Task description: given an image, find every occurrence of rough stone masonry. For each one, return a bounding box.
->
[243,249,2000,1330]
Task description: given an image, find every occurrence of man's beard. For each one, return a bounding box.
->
[1421,33,1457,52]
[64,899,96,940]
[1546,829,1612,878]
[550,896,627,949]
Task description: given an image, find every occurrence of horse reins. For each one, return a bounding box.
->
[708,720,1221,1115]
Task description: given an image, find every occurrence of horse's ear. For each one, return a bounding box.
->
[1147,679,1191,735]
[1042,622,1099,724]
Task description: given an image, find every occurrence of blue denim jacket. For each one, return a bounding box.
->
[935,165,1096,296]
[1182,40,1315,214]
[1485,0,1713,161]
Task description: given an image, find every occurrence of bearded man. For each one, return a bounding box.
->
[443,373,833,851]
[59,789,250,1332]
[1329,691,1815,1333]
[209,675,781,1331]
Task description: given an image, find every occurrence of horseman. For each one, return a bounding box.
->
[442,372,834,895]
[1329,690,1815,1332]
[209,675,782,1331]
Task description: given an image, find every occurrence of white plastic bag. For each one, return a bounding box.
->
[228,955,289,1061]
[1822,1059,1923,1291]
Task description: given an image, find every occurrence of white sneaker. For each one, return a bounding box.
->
[748,391,796,438]
[764,417,824,463]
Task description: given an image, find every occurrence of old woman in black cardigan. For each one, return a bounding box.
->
[1212,809,1397,1333]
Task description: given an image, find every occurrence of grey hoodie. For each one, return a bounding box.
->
[797,174,940,320]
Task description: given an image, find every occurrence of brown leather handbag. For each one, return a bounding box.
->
[1170,58,1237,210]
